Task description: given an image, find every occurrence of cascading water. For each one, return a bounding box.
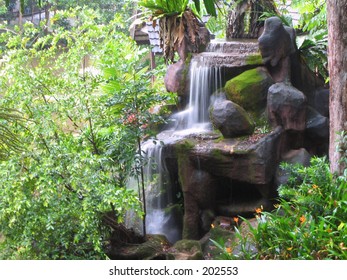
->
[126,44,223,244]
[126,139,181,243]
[170,57,223,133]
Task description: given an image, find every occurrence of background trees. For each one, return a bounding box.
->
[1,0,133,27]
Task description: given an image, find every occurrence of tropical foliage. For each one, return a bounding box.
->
[226,157,347,260]
[0,0,337,260]
[294,0,328,80]
[138,0,219,61]
[139,0,218,17]
[0,7,171,259]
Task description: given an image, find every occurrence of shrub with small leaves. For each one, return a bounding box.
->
[0,8,171,259]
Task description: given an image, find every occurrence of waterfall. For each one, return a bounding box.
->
[141,140,178,242]
[170,57,222,133]
[126,138,181,244]
[126,48,223,244]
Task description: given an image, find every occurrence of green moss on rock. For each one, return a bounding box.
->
[175,139,196,153]
[246,53,263,65]
[169,239,204,260]
[224,67,274,113]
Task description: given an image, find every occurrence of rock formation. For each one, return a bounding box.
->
[121,16,329,259]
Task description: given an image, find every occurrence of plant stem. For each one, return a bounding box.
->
[137,135,147,237]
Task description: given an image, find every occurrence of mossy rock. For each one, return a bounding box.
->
[107,234,170,260]
[169,239,204,260]
[200,226,236,259]
[246,53,263,65]
[175,139,197,153]
[225,67,274,113]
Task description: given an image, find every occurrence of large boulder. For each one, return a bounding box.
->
[312,88,329,118]
[210,100,255,138]
[267,83,307,131]
[171,127,284,240]
[306,106,329,140]
[258,17,295,67]
[224,67,274,113]
[258,17,297,83]
[174,126,283,186]
[164,59,189,95]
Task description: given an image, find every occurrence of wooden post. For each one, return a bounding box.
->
[150,50,156,85]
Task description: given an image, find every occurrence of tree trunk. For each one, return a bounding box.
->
[19,10,22,28]
[327,0,347,175]
[44,4,51,35]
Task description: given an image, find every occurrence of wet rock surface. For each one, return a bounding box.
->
[210,100,255,138]
[125,19,329,248]
[224,67,274,113]
[267,83,307,131]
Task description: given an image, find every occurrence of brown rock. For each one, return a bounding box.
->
[267,83,307,131]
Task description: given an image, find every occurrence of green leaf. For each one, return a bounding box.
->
[338,222,345,231]
[193,0,201,13]
[203,0,217,17]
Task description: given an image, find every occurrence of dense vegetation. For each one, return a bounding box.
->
[213,157,347,260]
[0,3,173,259]
[1,0,342,260]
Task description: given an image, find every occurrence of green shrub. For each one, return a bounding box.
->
[0,8,170,259]
[233,157,347,260]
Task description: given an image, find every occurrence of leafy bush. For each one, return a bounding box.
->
[0,8,170,259]
[0,108,24,160]
[234,157,347,260]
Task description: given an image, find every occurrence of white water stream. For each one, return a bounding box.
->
[126,50,223,244]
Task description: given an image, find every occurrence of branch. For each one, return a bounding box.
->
[85,101,100,155]
[0,28,18,35]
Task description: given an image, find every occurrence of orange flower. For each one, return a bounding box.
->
[233,217,239,224]
[299,215,306,224]
[226,247,232,254]
[255,206,263,214]
[312,184,319,189]
[211,224,215,229]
